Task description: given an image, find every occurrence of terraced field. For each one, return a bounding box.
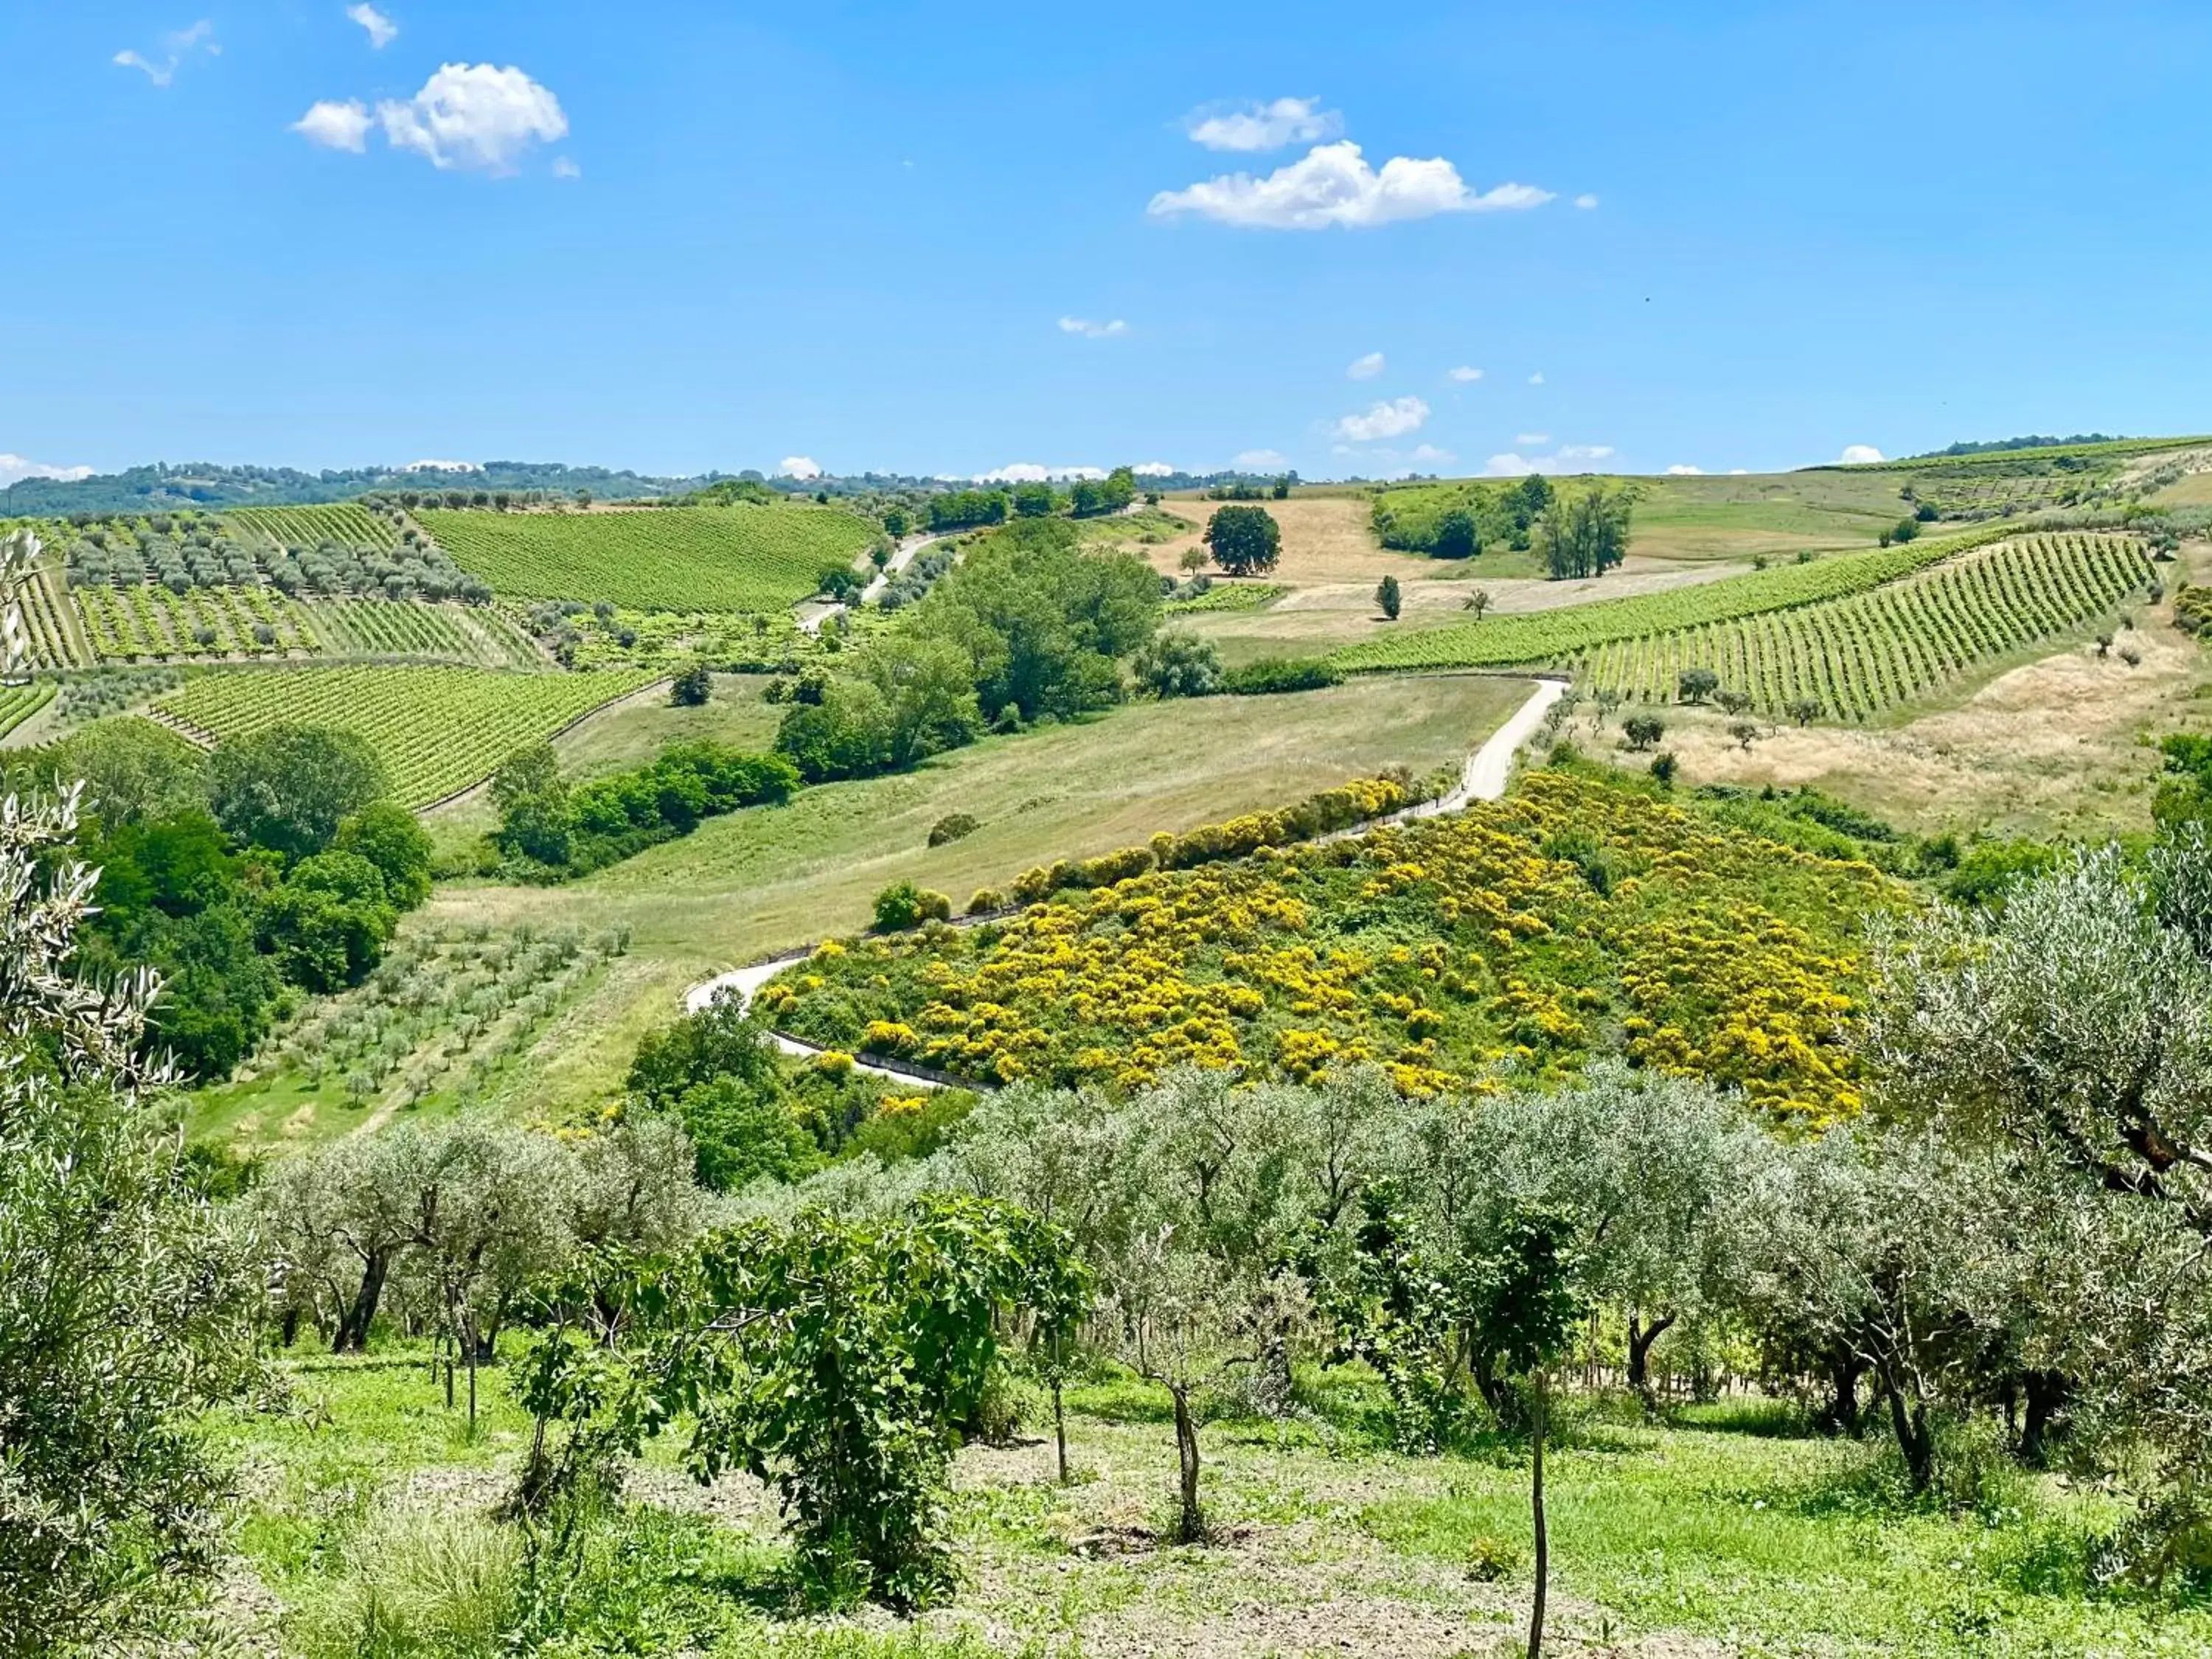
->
[1573,533,2153,720]
[1332,532,1997,672]
[419,504,875,611]
[302,599,544,669]
[0,681,54,739]
[153,664,655,806]
[12,562,86,668]
[77,581,320,660]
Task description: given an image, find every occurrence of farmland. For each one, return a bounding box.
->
[302,598,545,668]
[419,504,878,610]
[153,663,655,806]
[0,681,53,739]
[229,501,404,553]
[1572,532,2154,720]
[76,579,321,660]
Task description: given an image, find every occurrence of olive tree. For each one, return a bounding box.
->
[0,527,257,1655]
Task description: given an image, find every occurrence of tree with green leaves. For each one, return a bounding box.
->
[1376,574,1402,619]
[490,742,574,866]
[1203,504,1282,576]
[669,660,712,706]
[1677,667,1719,704]
[1536,482,1632,581]
[1130,628,1223,698]
[1622,713,1666,751]
[206,723,388,860]
[1433,506,1481,559]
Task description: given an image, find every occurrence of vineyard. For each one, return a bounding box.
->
[77,581,319,661]
[417,504,877,611]
[0,681,54,739]
[762,766,1899,1122]
[1330,531,1999,673]
[302,599,545,669]
[10,560,86,669]
[152,664,655,806]
[1573,533,2154,720]
[227,502,403,553]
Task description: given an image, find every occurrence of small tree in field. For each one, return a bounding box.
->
[1463,587,1493,619]
[1786,696,1825,726]
[1715,688,1753,716]
[1622,714,1666,751]
[1376,575,1402,620]
[1729,720,1761,751]
[1203,504,1281,576]
[1178,546,1210,576]
[1649,750,1679,787]
[1677,667,1719,705]
[670,661,712,706]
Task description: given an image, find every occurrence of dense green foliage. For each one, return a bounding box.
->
[420,506,875,611]
[1371,473,1554,554]
[490,739,800,877]
[1201,504,1281,575]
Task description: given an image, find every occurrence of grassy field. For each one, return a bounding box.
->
[209,1353,2211,1659]
[413,675,1531,1117]
[155,664,657,807]
[420,505,877,611]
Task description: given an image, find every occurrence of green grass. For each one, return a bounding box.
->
[420,505,877,611]
[153,664,655,807]
[1332,528,2008,674]
[209,1354,2212,1659]
[1573,532,2154,722]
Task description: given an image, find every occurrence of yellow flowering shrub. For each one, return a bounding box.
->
[770,768,1903,1123]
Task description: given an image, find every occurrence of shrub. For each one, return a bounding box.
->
[669,661,712,706]
[1221,656,1343,696]
[873,881,951,932]
[928,813,980,847]
[1622,714,1666,751]
[966,887,1005,915]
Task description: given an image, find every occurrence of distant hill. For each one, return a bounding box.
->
[1905,434,2127,460]
[0,460,715,518]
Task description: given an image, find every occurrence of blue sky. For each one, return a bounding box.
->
[5,1,2210,484]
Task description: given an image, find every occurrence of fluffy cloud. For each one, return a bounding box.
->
[1332,396,1429,443]
[1149,142,1551,231]
[114,20,217,86]
[1133,462,1177,477]
[1185,96,1342,152]
[377,64,567,172]
[1408,443,1456,466]
[0,453,94,488]
[1666,464,1704,476]
[1447,366,1484,383]
[1528,372,1545,385]
[1234,448,1290,471]
[293,99,373,152]
[975,463,1107,483]
[1483,443,1614,477]
[1573,192,1599,209]
[346,4,398,49]
[1057,316,1128,339]
[1839,443,1885,465]
[1346,351,1385,380]
[1515,432,1551,447]
[779,456,822,480]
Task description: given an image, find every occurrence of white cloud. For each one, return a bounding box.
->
[1346,350,1385,380]
[1528,372,1545,385]
[114,20,217,86]
[1447,365,1484,383]
[293,100,373,152]
[1332,395,1429,443]
[1666,464,1704,476]
[1408,444,1456,466]
[1057,316,1128,340]
[1839,443,1885,465]
[1132,462,1177,477]
[1234,449,1290,471]
[1515,432,1551,446]
[0,453,95,488]
[1149,141,1552,231]
[346,4,398,49]
[375,63,568,173]
[974,463,1106,483]
[1184,96,1341,153]
[551,156,582,181]
[1573,192,1599,209]
[1483,442,1614,477]
[779,456,822,480]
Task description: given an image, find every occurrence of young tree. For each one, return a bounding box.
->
[669,660,712,706]
[1622,714,1666,751]
[1376,575,1402,620]
[1677,668,1719,705]
[1463,588,1493,619]
[1786,697,1825,726]
[1728,720,1761,751]
[1203,504,1282,577]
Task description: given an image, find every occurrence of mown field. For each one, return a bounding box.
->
[154,664,655,807]
[765,765,1894,1120]
[419,504,877,611]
